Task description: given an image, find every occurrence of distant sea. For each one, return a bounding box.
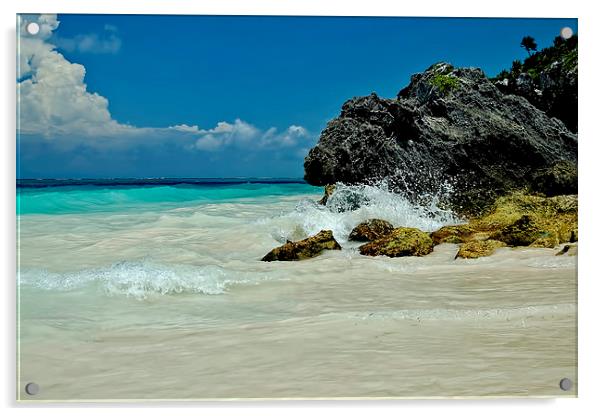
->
[17,178,312,215]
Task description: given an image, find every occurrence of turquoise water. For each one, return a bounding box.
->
[17,180,318,215]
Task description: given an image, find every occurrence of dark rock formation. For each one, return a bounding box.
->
[261,230,341,261]
[349,219,394,242]
[531,160,578,197]
[304,62,577,215]
[359,227,434,257]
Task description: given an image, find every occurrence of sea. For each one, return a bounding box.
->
[16,178,577,400]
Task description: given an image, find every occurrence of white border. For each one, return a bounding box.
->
[3,0,601,415]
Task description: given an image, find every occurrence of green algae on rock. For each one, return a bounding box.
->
[491,215,550,246]
[359,227,434,257]
[429,192,578,259]
[430,224,476,244]
[455,240,506,259]
[476,193,577,247]
[261,230,341,261]
[349,219,395,242]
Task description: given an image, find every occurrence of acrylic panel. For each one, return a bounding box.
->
[16,14,578,401]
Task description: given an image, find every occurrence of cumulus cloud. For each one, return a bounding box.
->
[170,120,311,152]
[17,14,312,155]
[17,14,136,138]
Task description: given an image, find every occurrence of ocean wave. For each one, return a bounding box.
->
[19,261,272,299]
[264,181,461,245]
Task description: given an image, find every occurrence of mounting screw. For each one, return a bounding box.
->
[559,378,573,391]
[24,382,39,396]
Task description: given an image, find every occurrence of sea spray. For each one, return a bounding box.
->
[267,181,462,245]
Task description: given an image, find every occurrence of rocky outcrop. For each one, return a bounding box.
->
[349,219,394,242]
[359,227,434,257]
[304,63,577,215]
[531,161,578,197]
[318,184,336,205]
[431,192,577,258]
[493,36,577,132]
[261,230,341,261]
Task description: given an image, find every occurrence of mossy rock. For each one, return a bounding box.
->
[318,184,336,205]
[359,227,434,257]
[472,193,577,247]
[262,230,341,261]
[529,232,560,248]
[430,224,476,244]
[490,215,547,246]
[349,219,395,242]
[455,240,506,259]
[430,192,578,258]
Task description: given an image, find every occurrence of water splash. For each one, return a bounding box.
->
[268,181,462,244]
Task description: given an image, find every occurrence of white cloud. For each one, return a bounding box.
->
[170,124,201,134]
[17,14,312,154]
[17,14,136,138]
[261,125,309,147]
[174,120,311,152]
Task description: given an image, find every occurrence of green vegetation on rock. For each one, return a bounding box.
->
[429,74,459,95]
[492,34,577,132]
[494,35,578,84]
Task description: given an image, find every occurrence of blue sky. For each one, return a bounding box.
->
[17,14,577,179]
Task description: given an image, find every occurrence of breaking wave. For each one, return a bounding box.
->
[265,181,462,245]
[19,261,275,300]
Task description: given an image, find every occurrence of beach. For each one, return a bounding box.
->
[17,181,577,400]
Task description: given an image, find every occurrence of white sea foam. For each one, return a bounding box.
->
[19,261,272,299]
[265,182,461,244]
